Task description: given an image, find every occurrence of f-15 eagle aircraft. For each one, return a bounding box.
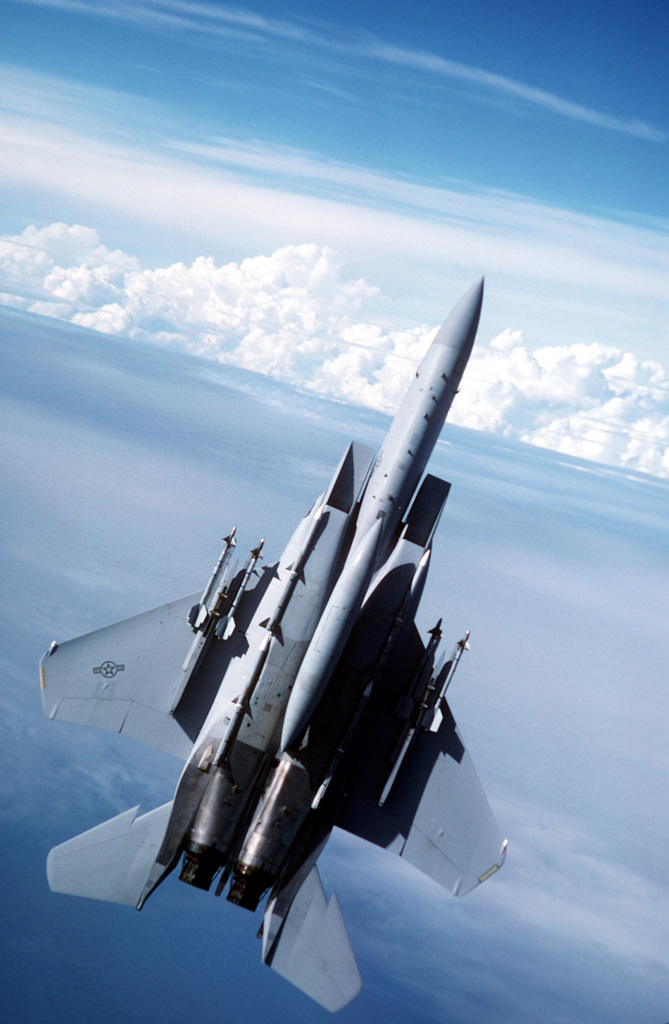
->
[40,279,506,1012]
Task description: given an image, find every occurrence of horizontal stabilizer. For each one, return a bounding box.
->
[263,866,362,1012]
[47,802,173,907]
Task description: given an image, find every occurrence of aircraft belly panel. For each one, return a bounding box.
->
[196,498,355,755]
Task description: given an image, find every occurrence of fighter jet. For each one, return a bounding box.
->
[40,280,506,1012]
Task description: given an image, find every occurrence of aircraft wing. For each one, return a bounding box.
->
[335,625,506,896]
[40,594,228,759]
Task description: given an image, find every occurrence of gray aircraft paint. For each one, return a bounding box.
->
[40,280,505,1012]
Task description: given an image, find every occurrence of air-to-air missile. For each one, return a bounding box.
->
[40,279,507,1012]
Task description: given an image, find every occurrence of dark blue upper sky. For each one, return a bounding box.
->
[2,0,668,215]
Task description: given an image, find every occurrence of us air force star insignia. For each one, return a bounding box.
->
[93,660,125,679]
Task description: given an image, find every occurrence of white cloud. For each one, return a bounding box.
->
[2,222,669,479]
[456,331,669,474]
[0,222,139,311]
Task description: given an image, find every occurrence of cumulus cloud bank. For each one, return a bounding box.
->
[2,223,668,477]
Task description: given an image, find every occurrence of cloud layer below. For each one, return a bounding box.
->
[2,222,669,477]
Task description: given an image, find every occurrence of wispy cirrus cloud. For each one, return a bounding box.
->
[360,39,668,143]
[8,0,667,141]
[2,63,668,300]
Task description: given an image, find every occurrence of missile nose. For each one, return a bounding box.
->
[432,278,484,355]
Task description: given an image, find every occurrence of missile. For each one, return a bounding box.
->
[279,281,482,754]
[280,517,383,751]
[176,529,238,700]
[354,278,483,559]
[216,538,264,640]
[192,527,237,629]
[377,629,471,806]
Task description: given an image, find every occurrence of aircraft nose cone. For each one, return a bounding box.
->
[432,278,484,356]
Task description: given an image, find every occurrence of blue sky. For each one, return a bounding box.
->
[3,0,668,214]
[2,5,668,1019]
[1,4,667,1011]
[3,0,668,242]
[2,306,668,1023]
[1,1,668,478]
